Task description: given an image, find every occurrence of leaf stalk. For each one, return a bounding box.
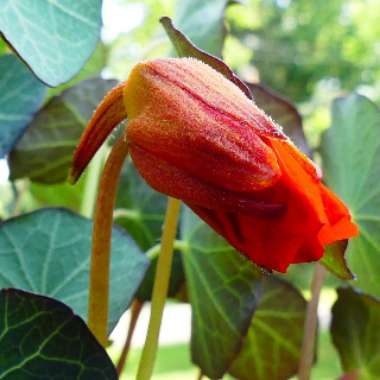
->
[135,197,181,380]
[298,263,326,380]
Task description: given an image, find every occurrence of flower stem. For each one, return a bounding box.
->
[117,299,143,375]
[298,263,326,380]
[87,136,129,346]
[135,197,181,380]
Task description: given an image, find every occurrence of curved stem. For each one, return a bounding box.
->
[87,136,129,346]
[136,197,181,380]
[117,299,143,375]
[298,263,326,380]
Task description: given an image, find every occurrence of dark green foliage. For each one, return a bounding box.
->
[0,288,117,379]
[0,208,149,331]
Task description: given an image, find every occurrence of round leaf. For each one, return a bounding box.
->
[0,208,149,331]
[115,162,167,251]
[181,207,261,379]
[0,288,117,379]
[0,0,102,86]
[9,78,117,183]
[229,277,307,380]
[0,54,46,158]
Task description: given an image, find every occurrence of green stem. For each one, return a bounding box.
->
[298,263,326,380]
[87,136,129,346]
[135,197,181,380]
[80,147,106,218]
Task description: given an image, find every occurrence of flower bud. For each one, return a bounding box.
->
[71,57,358,272]
[125,58,284,195]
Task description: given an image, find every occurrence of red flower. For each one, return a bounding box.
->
[70,58,358,272]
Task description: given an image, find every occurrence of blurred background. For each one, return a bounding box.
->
[1,0,379,378]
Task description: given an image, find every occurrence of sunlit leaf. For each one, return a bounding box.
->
[0,0,102,86]
[0,288,117,379]
[321,94,380,296]
[331,287,380,380]
[229,277,306,380]
[181,207,261,378]
[0,54,46,158]
[9,78,117,184]
[29,179,86,213]
[0,208,149,331]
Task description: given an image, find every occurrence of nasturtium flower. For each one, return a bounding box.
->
[70,58,358,272]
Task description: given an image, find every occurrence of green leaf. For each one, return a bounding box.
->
[0,38,7,54]
[321,241,354,280]
[47,43,108,99]
[229,277,307,380]
[115,162,167,251]
[29,179,86,213]
[181,207,261,379]
[9,78,117,184]
[0,0,102,86]
[0,208,149,331]
[136,249,185,302]
[331,287,380,380]
[247,82,311,156]
[320,94,380,296]
[160,17,252,99]
[174,0,231,57]
[0,288,117,379]
[0,54,46,158]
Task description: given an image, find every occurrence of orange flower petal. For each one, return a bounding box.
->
[318,185,359,244]
[130,144,285,217]
[69,82,127,183]
[190,137,358,272]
